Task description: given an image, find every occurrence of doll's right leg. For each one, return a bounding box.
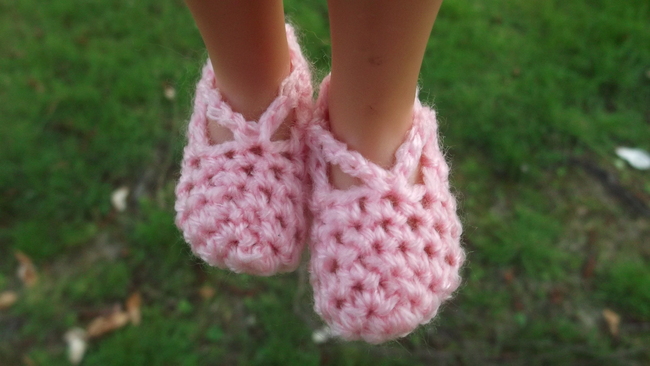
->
[184,0,292,143]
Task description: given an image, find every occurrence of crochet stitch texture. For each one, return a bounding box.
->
[175,25,313,276]
[307,76,464,343]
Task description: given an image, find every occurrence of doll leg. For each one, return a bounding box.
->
[184,0,291,143]
[327,0,443,188]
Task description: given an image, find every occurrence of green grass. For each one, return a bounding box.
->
[598,259,650,321]
[1,0,649,364]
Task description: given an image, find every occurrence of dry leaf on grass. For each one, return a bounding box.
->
[111,186,129,212]
[64,328,88,365]
[126,292,142,326]
[15,251,38,287]
[502,268,515,284]
[22,355,36,366]
[616,147,650,170]
[602,308,620,336]
[199,284,216,300]
[312,326,334,344]
[86,306,130,338]
[163,84,176,101]
[0,291,18,310]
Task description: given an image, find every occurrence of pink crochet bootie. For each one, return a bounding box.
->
[306,76,464,343]
[175,25,313,276]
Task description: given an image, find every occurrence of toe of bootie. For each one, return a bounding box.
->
[307,76,464,343]
[176,139,308,275]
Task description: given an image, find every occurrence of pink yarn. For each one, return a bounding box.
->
[306,76,464,343]
[174,25,313,276]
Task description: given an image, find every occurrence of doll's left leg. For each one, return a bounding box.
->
[327,0,443,188]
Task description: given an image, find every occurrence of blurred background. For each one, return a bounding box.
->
[1,0,649,364]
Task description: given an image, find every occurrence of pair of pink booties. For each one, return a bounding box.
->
[175,25,464,344]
